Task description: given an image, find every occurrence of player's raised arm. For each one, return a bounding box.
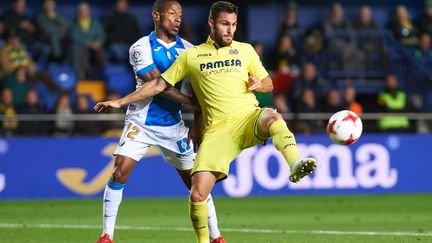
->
[94,77,170,112]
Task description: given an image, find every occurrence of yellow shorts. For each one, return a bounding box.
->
[193,107,270,181]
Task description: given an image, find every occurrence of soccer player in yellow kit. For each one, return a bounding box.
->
[95,2,316,242]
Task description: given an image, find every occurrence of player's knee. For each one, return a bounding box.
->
[112,169,129,184]
[266,112,283,127]
[189,190,207,202]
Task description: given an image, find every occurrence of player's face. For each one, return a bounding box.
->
[211,12,237,47]
[158,2,182,38]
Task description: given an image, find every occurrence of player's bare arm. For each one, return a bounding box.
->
[248,76,273,93]
[188,91,203,151]
[94,77,168,112]
[140,67,195,107]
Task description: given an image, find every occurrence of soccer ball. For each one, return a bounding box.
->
[327,110,363,145]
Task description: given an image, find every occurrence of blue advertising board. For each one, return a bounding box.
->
[0,134,431,199]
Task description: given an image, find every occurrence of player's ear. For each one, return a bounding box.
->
[208,18,214,31]
[152,10,160,22]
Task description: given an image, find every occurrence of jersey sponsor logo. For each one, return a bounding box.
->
[199,59,241,71]
[197,53,212,57]
[153,46,162,52]
[229,49,238,55]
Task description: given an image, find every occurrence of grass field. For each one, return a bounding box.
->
[0,194,431,243]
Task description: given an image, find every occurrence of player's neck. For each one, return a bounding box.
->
[209,35,221,49]
[154,29,176,44]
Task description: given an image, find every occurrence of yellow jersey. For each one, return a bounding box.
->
[161,36,269,127]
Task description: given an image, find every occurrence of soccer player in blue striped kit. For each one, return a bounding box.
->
[96,1,224,242]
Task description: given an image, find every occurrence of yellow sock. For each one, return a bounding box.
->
[189,200,209,243]
[269,119,301,167]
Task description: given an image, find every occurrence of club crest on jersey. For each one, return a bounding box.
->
[176,138,191,153]
[229,49,238,55]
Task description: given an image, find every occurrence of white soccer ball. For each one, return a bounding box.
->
[327,110,363,145]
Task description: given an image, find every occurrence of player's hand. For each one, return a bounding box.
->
[93,100,122,112]
[188,127,202,152]
[248,76,262,91]
[190,95,201,111]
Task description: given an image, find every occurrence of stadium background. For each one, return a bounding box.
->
[0,0,431,242]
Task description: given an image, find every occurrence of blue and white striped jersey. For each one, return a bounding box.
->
[127,32,193,127]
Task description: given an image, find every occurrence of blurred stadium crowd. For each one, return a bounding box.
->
[0,0,431,137]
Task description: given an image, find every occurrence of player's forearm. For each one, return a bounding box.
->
[117,77,167,106]
[162,87,193,106]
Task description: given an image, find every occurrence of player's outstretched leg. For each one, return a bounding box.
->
[189,171,218,243]
[258,109,316,183]
[97,155,136,243]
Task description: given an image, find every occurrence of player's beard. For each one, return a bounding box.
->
[214,28,233,47]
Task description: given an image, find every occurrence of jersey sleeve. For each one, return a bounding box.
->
[160,50,189,86]
[247,44,269,80]
[129,39,156,76]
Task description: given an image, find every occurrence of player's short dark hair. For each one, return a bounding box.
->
[152,0,178,13]
[209,1,238,21]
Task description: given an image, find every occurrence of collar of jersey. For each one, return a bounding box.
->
[149,31,183,45]
[206,36,233,49]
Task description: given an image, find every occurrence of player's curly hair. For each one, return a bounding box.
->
[152,0,179,13]
[209,1,238,20]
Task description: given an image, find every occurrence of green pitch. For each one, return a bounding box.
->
[0,194,431,243]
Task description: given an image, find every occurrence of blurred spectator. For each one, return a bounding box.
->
[102,91,125,137]
[74,94,100,136]
[321,89,344,113]
[343,85,363,115]
[1,0,51,66]
[413,33,432,66]
[0,88,18,137]
[17,89,47,135]
[251,42,272,107]
[0,30,60,91]
[377,74,411,132]
[276,1,302,47]
[70,2,107,80]
[352,5,388,70]
[295,88,323,134]
[352,5,378,30]
[390,5,419,47]
[2,66,32,107]
[417,0,432,36]
[323,2,365,71]
[0,20,5,47]
[252,41,265,63]
[52,92,74,136]
[0,30,59,90]
[35,0,70,62]
[273,93,290,113]
[293,62,331,102]
[269,35,300,74]
[103,0,140,62]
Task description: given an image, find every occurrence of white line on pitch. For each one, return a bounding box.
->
[0,223,431,237]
